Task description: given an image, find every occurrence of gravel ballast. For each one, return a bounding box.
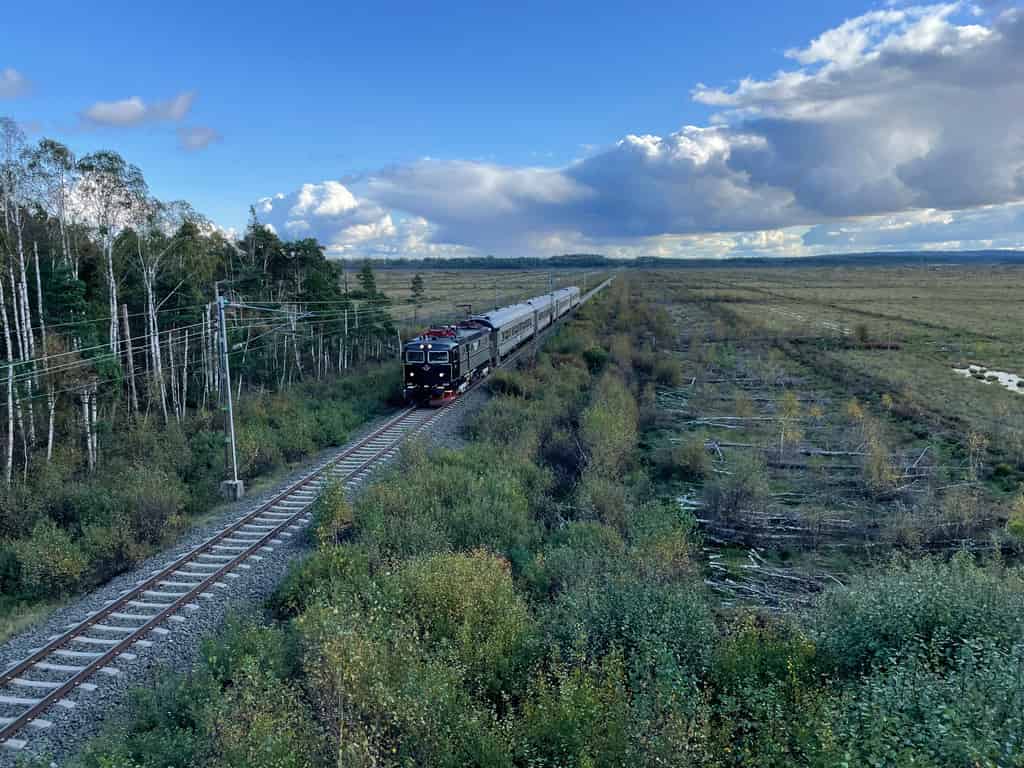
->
[0,390,489,767]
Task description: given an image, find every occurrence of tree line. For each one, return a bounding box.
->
[0,117,396,485]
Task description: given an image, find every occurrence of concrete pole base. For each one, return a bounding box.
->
[220,480,245,501]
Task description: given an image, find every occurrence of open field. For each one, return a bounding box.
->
[637,265,1024,605]
[374,268,608,331]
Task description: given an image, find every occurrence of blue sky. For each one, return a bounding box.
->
[3,1,1024,258]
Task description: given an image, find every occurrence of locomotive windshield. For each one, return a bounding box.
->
[406,350,425,362]
[428,351,449,363]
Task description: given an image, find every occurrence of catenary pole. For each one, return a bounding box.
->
[216,283,242,498]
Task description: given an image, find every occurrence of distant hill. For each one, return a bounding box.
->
[368,250,1024,270]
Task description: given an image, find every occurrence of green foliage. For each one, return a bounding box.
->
[516,652,632,767]
[544,575,715,697]
[269,545,373,621]
[813,554,1024,677]
[703,452,769,519]
[671,433,711,481]
[396,550,538,703]
[354,442,542,560]
[12,518,88,598]
[580,372,638,476]
[523,522,628,599]
[652,356,684,386]
[818,639,1024,767]
[310,480,351,547]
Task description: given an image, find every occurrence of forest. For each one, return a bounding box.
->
[62,277,1024,768]
[0,117,402,635]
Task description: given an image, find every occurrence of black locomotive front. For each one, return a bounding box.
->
[403,339,456,404]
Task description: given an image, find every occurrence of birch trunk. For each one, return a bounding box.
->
[121,304,139,415]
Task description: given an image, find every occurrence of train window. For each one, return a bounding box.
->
[406,351,425,363]
[429,351,449,363]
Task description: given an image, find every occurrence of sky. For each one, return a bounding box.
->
[2,0,1024,259]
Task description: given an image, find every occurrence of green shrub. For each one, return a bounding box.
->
[627,500,698,582]
[310,480,352,547]
[119,465,187,546]
[652,357,684,386]
[575,471,633,533]
[302,601,514,768]
[523,522,628,599]
[487,369,531,398]
[673,434,710,481]
[269,545,374,620]
[582,345,609,373]
[819,639,1024,767]
[236,422,283,479]
[813,554,1024,677]
[81,520,145,583]
[703,452,768,519]
[13,518,88,598]
[544,575,715,694]
[313,402,357,446]
[517,652,632,767]
[580,372,638,476]
[354,443,541,560]
[397,550,538,703]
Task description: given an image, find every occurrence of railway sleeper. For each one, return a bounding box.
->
[0,716,51,729]
[0,695,74,709]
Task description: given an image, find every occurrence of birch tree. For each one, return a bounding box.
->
[77,151,145,356]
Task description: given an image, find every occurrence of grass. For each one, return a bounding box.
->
[0,596,64,644]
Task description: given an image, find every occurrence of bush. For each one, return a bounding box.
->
[544,575,715,694]
[486,369,531,398]
[709,614,823,765]
[813,554,1024,676]
[313,402,357,446]
[627,500,698,582]
[310,480,352,547]
[580,372,638,476]
[703,453,769,519]
[236,422,283,479]
[652,357,684,387]
[302,601,514,768]
[354,443,541,561]
[523,522,628,599]
[819,639,1024,767]
[672,434,710,481]
[269,545,373,620]
[13,518,88,598]
[517,652,632,767]
[119,465,187,546]
[397,550,538,703]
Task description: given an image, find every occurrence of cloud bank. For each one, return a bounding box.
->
[258,3,1024,258]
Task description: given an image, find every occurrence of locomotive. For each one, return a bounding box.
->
[403,286,581,405]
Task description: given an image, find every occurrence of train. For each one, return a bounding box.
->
[403,286,582,405]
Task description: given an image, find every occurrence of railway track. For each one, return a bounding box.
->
[0,276,612,753]
[0,404,449,751]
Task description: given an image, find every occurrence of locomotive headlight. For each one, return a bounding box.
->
[439,372,445,377]
[427,344,432,349]
[408,371,414,377]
